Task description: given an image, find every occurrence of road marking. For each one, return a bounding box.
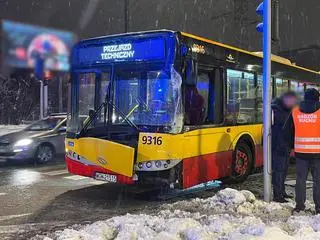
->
[0,213,32,221]
[64,175,88,180]
[89,180,106,185]
[43,169,69,176]
[0,193,7,196]
[0,221,68,234]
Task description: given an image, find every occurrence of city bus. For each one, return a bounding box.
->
[65,30,320,189]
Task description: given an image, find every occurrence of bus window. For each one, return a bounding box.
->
[306,84,319,91]
[195,72,209,123]
[256,75,263,123]
[112,68,179,130]
[290,80,304,99]
[226,69,256,124]
[275,78,289,97]
[113,71,141,123]
[184,66,223,126]
[79,73,95,115]
[184,71,208,125]
[100,72,110,104]
[290,80,298,92]
[257,75,262,99]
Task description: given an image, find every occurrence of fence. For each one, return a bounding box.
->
[0,74,69,124]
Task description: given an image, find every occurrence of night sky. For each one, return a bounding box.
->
[0,0,319,69]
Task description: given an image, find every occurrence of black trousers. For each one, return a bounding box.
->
[272,148,289,200]
[295,158,320,210]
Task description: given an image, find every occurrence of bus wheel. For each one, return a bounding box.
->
[231,141,253,183]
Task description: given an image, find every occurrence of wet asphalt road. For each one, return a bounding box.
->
[0,158,307,240]
[0,157,168,240]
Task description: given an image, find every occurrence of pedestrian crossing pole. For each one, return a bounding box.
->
[35,56,45,119]
[256,0,272,202]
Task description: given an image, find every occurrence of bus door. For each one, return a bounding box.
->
[184,64,223,125]
[183,64,232,184]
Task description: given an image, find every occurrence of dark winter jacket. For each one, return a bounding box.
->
[285,100,320,160]
[271,98,294,154]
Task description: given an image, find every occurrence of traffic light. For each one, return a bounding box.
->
[256,2,264,17]
[256,23,264,33]
[256,0,279,41]
[256,2,264,32]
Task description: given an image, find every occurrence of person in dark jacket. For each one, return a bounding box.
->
[271,91,297,203]
[286,88,320,214]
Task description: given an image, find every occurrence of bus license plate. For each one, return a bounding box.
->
[94,172,117,183]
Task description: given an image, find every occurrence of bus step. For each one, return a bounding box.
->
[157,180,222,200]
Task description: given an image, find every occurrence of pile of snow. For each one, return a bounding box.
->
[44,188,320,240]
[0,125,26,136]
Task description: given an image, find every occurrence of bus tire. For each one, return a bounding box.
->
[230,140,253,183]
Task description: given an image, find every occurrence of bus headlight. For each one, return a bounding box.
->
[146,161,152,168]
[155,160,162,168]
[134,159,181,171]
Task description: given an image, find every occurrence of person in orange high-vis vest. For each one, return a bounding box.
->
[289,88,320,214]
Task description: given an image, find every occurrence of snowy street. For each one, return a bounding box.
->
[2,0,320,239]
[0,125,316,240]
[33,187,320,240]
[0,159,316,240]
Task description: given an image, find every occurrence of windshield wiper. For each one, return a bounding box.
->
[77,102,105,138]
[77,98,140,138]
[105,99,140,131]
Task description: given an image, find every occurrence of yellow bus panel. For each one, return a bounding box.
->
[67,137,135,177]
[136,124,262,162]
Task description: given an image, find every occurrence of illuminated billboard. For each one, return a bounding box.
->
[2,20,76,71]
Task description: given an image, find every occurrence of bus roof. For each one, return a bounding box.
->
[76,29,175,45]
[72,30,320,81]
[181,32,320,76]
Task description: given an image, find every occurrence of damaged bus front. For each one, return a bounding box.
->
[66,31,184,186]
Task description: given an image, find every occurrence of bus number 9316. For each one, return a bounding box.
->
[141,136,163,145]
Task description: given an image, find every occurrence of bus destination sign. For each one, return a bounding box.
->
[100,43,135,60]
[76,37,165,65]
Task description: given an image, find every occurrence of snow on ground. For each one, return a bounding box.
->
[41,188,320,240]
[0,125,26,136]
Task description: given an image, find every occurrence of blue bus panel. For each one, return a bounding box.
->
[74,37,166,66]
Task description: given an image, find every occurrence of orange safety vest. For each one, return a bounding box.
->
[292,107,320,154]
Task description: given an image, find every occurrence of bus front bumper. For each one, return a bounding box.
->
[65,156,135,185]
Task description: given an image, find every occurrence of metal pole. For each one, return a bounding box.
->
[58,76,63,113]
[40,80,44,119]
[44,83,48,117]
[263,0,272,202]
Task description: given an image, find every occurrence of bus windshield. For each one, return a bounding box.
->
[112,68,181,130]
[70,66,183,135]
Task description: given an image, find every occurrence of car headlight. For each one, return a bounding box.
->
[13,139,33,147]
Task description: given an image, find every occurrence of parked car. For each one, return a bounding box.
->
[0,114,67,163]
